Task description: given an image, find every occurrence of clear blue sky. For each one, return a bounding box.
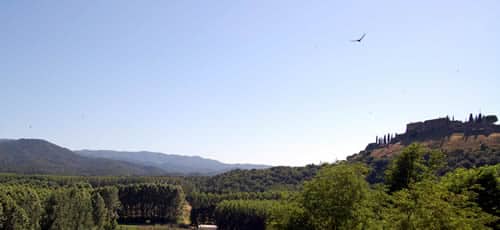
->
[1,1,499,166]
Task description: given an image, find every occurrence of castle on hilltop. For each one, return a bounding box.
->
[366,114,500,151]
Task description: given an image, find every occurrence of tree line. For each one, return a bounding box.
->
[188,191,283,226]
[117,183,185,224]
[0,183,119,230]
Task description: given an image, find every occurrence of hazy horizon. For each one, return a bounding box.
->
[2,1,499,166]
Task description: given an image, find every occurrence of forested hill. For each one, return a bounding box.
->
[190,164,322,193]
[76,150,270,175]
[0,139,166,176]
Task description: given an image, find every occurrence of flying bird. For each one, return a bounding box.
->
[351,33,366,43]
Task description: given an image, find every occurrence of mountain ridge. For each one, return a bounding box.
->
[75,149,270,175]
[0,139,166,176]
[0,138,270,176]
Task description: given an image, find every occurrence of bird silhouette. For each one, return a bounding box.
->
[351,33,366,43]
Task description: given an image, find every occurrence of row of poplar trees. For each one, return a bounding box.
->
[0,183,120,230]
[117,183,185,224]
[0,183,185,229]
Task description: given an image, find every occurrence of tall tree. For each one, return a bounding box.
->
[385,144,445,192]
[301,164,377,229]
[385,180,497,229]
[97,186,120,230]
[91,192,107,230]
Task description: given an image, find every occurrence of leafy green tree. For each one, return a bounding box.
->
[385,144,445,192]
[301,163,378,229]
[92,191,107,230]
[42,185,94,230]
[188,191,282,225]
[0,191,30,230]
[384,180,497,229]
[1,186,42,230]
[97,186,120,230]
[215,200,276,230]
[441,165,500,229]
[267,201,312,230]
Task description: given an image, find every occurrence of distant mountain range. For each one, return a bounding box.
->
[75,150,270,175]
[0,139,270,176]
[0,139,164,176]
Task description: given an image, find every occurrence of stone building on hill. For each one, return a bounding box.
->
[366,114,500,151]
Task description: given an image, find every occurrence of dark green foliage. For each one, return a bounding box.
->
[215,200,276,230]
[0,191,30,230]
[385,144,445,192]
[385,180,497,229]
[363,157,390,184]
[301,163,378,229]
[194,164,321,193]
[117,183,185,224]
[96,186,121,230]
[92,191,107,230]
[42,185,95,230]
[445,148,500,170]
[0,173,187,190]
[1,185,42,230]
[441,164,500,229]
[267,201,312,230]
[188,191,282,225]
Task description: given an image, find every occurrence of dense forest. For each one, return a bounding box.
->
[1,144,500,229]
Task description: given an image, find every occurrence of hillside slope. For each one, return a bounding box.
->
[0,139,166,176]
[347,114,500,182]
[75,150,270,175]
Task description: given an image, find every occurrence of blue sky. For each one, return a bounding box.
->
[1,0,499,166]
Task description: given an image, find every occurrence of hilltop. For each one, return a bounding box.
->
[347,114,500,182]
